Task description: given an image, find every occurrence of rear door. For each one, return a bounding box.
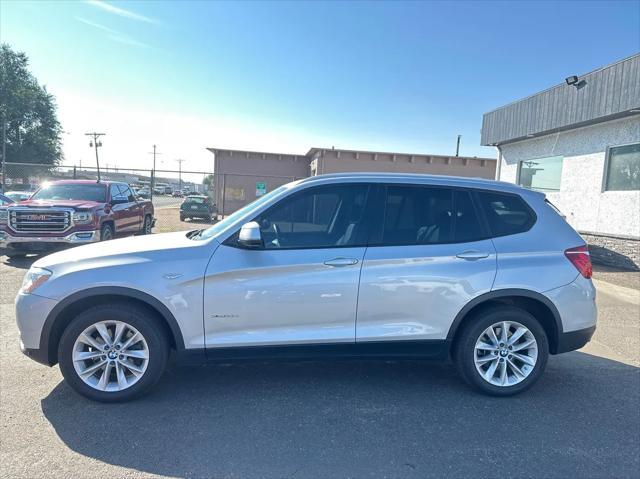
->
[356,184,497,342]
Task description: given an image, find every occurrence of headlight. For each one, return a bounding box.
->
[21,267,52,294]
[73,211,93,224]
[0,209,7,225]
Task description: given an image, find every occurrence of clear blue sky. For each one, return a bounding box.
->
[1,0,639,168]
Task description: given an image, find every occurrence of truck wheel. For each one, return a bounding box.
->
[100,223,114,241]
[141,215,153,235]
[57,303,169,402]
[180,214,186,222]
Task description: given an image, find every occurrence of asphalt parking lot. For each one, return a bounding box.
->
[0,257,638,479]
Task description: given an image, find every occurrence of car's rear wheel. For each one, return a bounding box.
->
[454,306,548,396]
[100,223,114,241]
[58,303,169,402]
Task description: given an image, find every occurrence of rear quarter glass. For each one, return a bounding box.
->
[488,191,584,292]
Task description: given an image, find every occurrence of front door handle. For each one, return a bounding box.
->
[324,257,359,267]
[456,251,490,260]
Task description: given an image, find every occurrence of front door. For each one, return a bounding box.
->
[110,184,141,233]
[356,184,497,342]
[203,183,372,348]
[119,185,142,232]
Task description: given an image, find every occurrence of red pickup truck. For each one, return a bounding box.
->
[0,180,155,258]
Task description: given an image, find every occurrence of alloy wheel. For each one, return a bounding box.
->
[72,320,150,392]
[473,320,538,387]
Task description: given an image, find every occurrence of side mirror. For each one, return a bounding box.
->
[111,195,128,205]
[238,221,262,248]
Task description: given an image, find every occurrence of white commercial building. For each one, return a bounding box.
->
[482,54,640,270]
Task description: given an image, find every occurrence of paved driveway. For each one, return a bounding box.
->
[0,258,638,478]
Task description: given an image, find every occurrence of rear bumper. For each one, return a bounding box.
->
[181,211,212,218]
[555,325,596,354]
[0,229,100,251]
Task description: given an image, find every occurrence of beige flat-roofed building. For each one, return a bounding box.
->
[208,146,495,214]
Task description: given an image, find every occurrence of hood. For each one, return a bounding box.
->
[34,230,212,270]
[10,199,104,210]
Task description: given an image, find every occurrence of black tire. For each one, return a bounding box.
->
[454,306,549,396]
[58,303,169,402]
[141,215,153,235]
[100,223,114,241]
[180,214,186,222]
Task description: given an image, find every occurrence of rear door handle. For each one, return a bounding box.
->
[324,257,359,267]
[456,251,490,260]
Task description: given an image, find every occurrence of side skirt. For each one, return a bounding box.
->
[175,340,450,365]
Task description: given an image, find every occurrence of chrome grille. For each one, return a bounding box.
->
[9,209,72,233]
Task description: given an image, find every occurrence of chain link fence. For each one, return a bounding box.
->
[1,162,297,234]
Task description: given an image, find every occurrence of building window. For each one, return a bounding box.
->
[517,156,563,192]
[604,143,640,191]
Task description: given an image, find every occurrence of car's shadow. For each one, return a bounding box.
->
[1,254,39,269]
[41,353,639,478]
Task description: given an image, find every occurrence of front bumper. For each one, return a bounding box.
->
[0,229,100,250]
[20,341,51,366]
[16,292,60,365]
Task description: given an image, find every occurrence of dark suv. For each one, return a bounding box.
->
[180,195,216,222]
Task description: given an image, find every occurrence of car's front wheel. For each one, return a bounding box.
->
[100,223,114,241]
[454,306,549,396]
[58,303,169,402]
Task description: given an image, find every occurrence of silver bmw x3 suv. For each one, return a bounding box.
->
[16,173,596,401]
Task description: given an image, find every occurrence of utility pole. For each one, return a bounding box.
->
[148,145,162,199]
[85,132,105,181]
[455,135,461,157]
[174,159,186,191]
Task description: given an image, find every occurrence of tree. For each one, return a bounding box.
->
[0,44,63,167]
[203,173,214,192]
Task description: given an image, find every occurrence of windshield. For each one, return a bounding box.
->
[31,183,107,202]
[195,184,289,241]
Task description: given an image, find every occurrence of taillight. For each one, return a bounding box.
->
[564,245,592,279]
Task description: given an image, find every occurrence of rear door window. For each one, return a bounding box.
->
[378,186,487,245]
[477,191,535,237]
[453,190,486,242]
[382,185,453,245]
